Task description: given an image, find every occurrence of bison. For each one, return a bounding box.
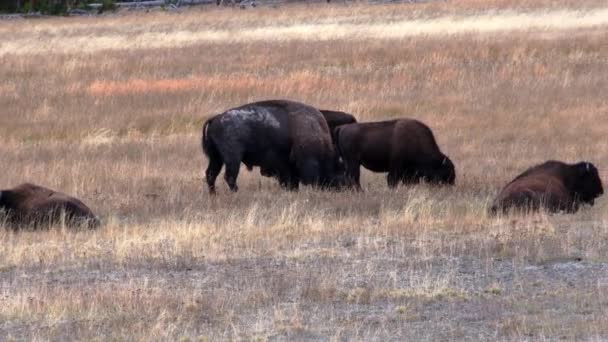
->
[202,100,343,194]
[0,183,100,229]
[490,160,604,214]
[319,109,357,146]
[334,119,455,189]
[319,110,357,133]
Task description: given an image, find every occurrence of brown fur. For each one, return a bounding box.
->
[319,110,357,133]
[283,101,340,187]
[0,183,100,229]
[290,105,335,172]
[335,119,455,189]
[490,161,604,214]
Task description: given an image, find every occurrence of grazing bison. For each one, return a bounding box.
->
[319,110,357,133]
[335,119,455,189]
[0,183,100,229]
[490,161,604,214]
[202,100,343,194]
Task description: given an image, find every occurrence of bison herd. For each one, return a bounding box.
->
[0,99,604,229]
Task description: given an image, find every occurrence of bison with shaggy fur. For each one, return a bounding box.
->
[202,100,343,194]
[490,161,603,214]
[0,183,100,229]
[335,119,455,189]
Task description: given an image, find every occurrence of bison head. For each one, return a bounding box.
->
[420,156,456,185]
[260,165,277,177]
[317,158,347,191]
[441,156,456,185]
[571,162,604,204]
[325,172,347,190]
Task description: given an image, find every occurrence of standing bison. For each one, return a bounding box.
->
[319,110,357,133]
[319,109,357,147]
[490,160,604,214]
[202,100,343,194]
[335,119,455,189]
[0,183,100,229]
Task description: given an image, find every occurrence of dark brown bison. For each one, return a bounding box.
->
[490,160,604,214]
[319,109,357,147]
[334,119,455,189]
[319,110,357,132]
[0,183,100,229]
[202,100,343,194]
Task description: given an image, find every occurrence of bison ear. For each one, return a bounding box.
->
[577,162,592,176]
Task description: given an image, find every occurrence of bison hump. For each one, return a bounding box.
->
[221,106,281,129]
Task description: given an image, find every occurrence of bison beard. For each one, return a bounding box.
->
[490,160,604,214]
[0,183,100,229]
[201,100,342,194]
[335,119,455,189]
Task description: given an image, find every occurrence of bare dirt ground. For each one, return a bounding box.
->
[1,1,608,340]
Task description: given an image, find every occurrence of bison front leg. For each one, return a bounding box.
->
[346,163,361,190]
[387,170,401,189]
[286,173,299,191]
[296,159,322,188]
[340,157,361,190]
[277,166,299,191]
[278,174,299,191]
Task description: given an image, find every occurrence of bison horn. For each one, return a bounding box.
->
[442,157,447,166]
[586,163,590,172]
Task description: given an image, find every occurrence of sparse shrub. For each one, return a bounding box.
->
[99,0,116,13]
[483,283,503,296]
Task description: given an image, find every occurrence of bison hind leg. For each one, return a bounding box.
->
[276,165,299,191]
[205,155,223,195]
[223,160,241,192]
[215,143,243,193]
[278,173,299,191]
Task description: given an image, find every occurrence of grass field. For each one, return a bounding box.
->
[1,1,608,340]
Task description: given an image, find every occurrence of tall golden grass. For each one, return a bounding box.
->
[0,2,608,340]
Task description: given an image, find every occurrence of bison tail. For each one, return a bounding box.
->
[201,118,214,157]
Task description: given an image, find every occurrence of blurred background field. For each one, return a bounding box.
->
[1,1,608,340]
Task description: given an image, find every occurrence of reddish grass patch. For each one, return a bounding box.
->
[87,72,339,97]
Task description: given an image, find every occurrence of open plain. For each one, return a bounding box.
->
[1,0,608,340]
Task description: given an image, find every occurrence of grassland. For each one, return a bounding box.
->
[1,1,608,340]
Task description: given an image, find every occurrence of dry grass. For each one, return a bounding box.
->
[3,6,608,56]
[1,1,608,340]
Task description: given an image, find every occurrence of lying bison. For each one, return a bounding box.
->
[0,183,100,229]
[490,160,604,214]
[335,119,455,189]
[202,100,343,194]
